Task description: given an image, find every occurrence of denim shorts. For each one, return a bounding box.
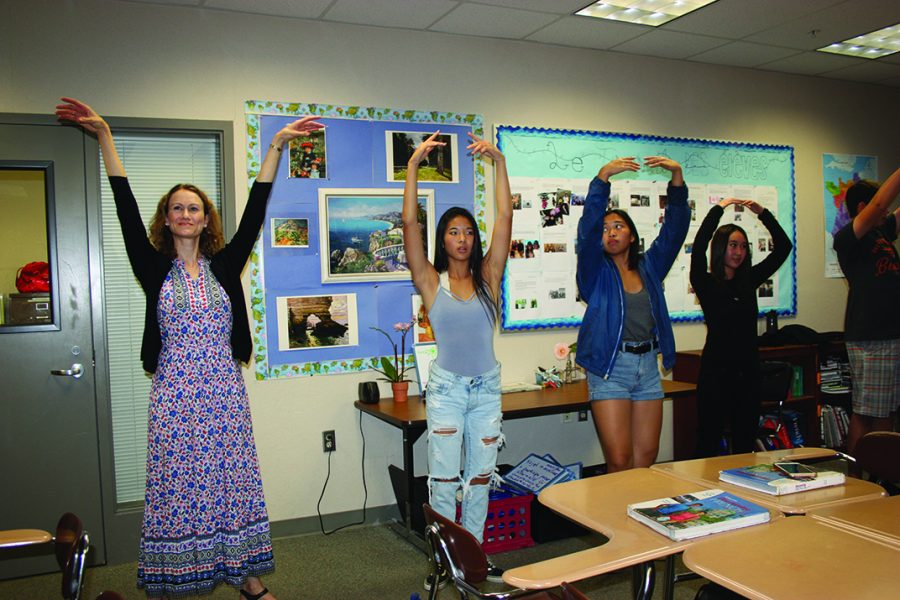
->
[587,350,662,401]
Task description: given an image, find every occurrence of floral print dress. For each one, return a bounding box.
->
[137,258,274,598]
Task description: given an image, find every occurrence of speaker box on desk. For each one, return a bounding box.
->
[358,381,380,404]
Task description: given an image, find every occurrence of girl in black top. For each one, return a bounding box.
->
[690,198,792,457]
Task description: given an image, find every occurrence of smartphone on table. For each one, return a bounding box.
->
[773,461,817,480]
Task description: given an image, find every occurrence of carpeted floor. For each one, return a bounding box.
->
[0,524,707,599]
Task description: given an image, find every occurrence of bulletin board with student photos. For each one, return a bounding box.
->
[245,100,484,380]
[496,125,796,331]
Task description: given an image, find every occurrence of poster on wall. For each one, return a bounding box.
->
[496,125,796,331]
[245,100,484,380]
[822,153,877,278]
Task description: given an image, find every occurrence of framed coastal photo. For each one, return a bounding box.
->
[270,217,309,248]
[385,131,459,183]
[276,293,358,351]
[318,188,434,283]
[289,128,327,179]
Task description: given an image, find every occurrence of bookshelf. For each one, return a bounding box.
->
[672,343,846,460]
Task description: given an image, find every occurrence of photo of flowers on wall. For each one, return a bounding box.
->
[289,128,326,179]
[386,131,459,183]
[276,293,358,351]
[318,188,435,283]
[270,217,309,248]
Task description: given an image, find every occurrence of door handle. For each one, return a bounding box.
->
[51,363,84,379]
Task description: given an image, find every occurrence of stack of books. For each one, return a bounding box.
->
[819,354,851,395]
[627,489,770,541]
[719,463,845,495]
[819,404,850,449]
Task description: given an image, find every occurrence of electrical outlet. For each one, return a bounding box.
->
[322,430,336,452]
[578,410,588,422]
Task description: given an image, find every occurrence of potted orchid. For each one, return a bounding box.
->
[554,341,578,384]
[371,319,415,402]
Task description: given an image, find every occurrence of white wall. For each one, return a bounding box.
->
[4,0,899,526]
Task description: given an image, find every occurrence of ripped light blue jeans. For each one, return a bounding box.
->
[426,361,503,543]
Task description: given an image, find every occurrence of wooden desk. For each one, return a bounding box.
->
[502,468,780,599]
[808,495,900,548]
[651,449,886,514]
[356,379,696,542]
[683,517,900,600]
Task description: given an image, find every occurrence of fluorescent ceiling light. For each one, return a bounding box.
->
[575,0,718,27]
[818,23,900,59]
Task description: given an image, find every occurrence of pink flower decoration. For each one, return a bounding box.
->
[393,322,412,332]
[553,342,569,360]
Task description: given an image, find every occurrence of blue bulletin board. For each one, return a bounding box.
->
[496,125,796,332]
[245,101,484,379]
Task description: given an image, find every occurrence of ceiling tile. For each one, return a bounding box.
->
[322,0,456,29]
[663,0,844,39]
[429,3,561,39]
[469,0,593,15]
[526,15,646,50]
[756,51,863,76]
[820,60,900,83]
[610,29,729,60]
[689,41,802,68]
[744,0,900,51]
[877,74,900,87]
[204,0,333,19]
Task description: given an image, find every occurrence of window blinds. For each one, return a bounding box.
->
[100,132,222,503]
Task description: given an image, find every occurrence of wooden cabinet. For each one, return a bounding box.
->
[672,343,844,460]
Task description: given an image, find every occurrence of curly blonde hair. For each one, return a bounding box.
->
[149,184,224,258]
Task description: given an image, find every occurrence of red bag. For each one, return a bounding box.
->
[15,261,50,293]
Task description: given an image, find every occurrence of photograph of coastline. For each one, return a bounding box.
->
[318,188,435,283]
[276,293,358,351]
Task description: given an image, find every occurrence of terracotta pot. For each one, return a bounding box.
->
[391,381,409,403]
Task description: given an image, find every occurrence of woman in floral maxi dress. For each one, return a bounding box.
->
[57,97,323,600]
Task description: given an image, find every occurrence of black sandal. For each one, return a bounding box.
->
[239,588,270,600]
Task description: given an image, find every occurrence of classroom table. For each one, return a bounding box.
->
[650,448,886,514]
[808,494,900,548]
[355,378,696,543]
[501,467,781,600]
[682,516,900,600]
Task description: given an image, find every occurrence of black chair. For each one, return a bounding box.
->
[0,512,115,600]
[422,503,587,600]
[853,431,900,495]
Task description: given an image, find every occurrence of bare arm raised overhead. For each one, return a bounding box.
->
[402,132,444,308]
[467,133,512,299]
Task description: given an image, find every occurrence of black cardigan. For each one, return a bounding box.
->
[109,176,273,374]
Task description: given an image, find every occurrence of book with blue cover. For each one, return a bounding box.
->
[627,488,770,541]
[719,463,844,496]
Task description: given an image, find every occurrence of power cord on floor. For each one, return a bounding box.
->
[317,409,368,535]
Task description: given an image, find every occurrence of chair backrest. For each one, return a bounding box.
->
[758,361,793,405]
[422,503,488,584]
[56,513,89,600]
[854,432,900,487]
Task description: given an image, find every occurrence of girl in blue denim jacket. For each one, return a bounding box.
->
[575,157,690,473]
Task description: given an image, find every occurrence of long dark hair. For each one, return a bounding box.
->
[433,207,497,324]
[710,224,750,282]
[604,209,641,270]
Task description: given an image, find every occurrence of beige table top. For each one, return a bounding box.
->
[808,494,900,548]
[683,516,900,600]
[651,448,886,514]
[0,529,51,548]
[502,468,780,590]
